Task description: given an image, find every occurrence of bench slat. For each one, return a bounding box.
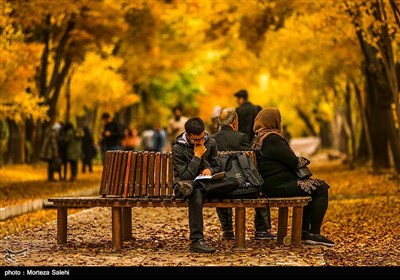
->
[105,152,116,195]
[110,152,119,195]
[134,152,143,196]
[167,152,173,196]
[154,152,161,196]
[123,151,132,198]
[128,152,137,197]
[161,152,168,196]
[116,151,125,195]
[117,151,127,196]
[99,151,109,195]
[141,152,149,196]
[148,152,155,196]
[110,151,117,195]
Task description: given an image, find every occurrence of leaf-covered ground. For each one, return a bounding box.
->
[0,157,399,266]
[0,163,102,208]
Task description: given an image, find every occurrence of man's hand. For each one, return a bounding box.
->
[200,168,212,176]
[194,144,207,158]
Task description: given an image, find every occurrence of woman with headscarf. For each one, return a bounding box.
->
[251,107,334,247]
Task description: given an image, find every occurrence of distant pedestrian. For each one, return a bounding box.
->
[81,126,97,173]
[40,122,62,182]
[99,112,123,162]
[141,125,155,151]
[61,123,84,182]
[153,123,167,152]
[121,127,138,151]
[209,106,222,135]
[167,105,188,150]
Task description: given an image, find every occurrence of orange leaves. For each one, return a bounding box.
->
[0,18,46,122]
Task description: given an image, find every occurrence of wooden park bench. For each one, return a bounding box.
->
[48,150,311,251]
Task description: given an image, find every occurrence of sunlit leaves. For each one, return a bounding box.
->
[0,1,47,123]
[2,0,398,141]
[60,52,139,117]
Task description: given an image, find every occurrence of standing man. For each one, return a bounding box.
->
[99,112,123,163]
[172,117,219,253]
[234,89,261,143]
[210,108,276,240]
[167,105,188,150]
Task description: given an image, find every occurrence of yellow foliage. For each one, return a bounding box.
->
[0,2,47,122]
[57,52,140,118]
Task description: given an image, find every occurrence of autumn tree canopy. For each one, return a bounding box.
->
[0,0,399,172]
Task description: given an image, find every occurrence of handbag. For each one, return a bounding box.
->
[294,166,312,179]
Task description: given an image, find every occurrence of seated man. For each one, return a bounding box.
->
[172,117,221,253]
[210,107,276,240]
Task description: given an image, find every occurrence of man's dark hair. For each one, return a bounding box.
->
[101,112,111,120]
[172,105,183,113]
[234,89,248,101]
[185,117,205,135]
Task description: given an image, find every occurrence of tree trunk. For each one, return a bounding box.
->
[365,72,390,170]
[6,120,25,164]
[347,0,400,174]
[375,1,400,172]
[318,119,332,149]
[295,106,317,136]
[354,80,372,163]
[25,119,40,163]
[35,16,76,163]
[66,74,71,124]
[343,81,356,167]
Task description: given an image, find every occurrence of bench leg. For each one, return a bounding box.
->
[112,207,123,251]
[277,207,288,244]
[291,206,303,245]
[57,207,68,245]
[122,207,133,241]
[234,207,246,250]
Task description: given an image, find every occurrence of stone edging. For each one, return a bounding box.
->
[0,186,98,221]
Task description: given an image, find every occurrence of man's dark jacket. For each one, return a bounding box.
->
[172,132,220,185]
[236,102,261,142]
[210,126,250,151]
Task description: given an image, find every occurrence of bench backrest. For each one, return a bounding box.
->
[99,150,257,198]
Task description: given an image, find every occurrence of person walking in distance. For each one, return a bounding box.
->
[40,122,62,182]
[167,105,188,150]
[210,107,276,240]
[99,112,123,163]
[81,125,97,173]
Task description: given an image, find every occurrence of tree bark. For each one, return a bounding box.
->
[6,120,25,164]
[344,81,356,166]
[346,0,400,173]
[294,106,317,136]
[353,80,373,163]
